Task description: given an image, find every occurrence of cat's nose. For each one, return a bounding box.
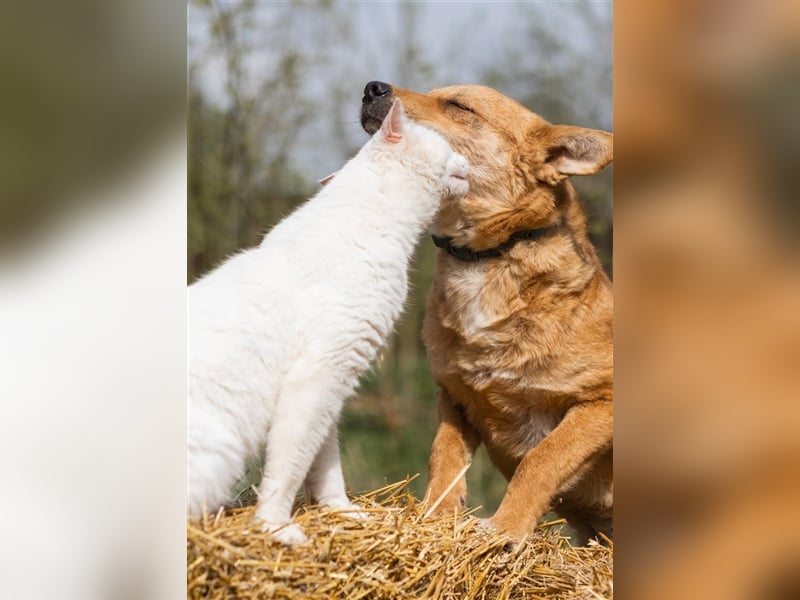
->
[363,81,391,103]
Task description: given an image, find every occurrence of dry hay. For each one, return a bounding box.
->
[187,476,613,599]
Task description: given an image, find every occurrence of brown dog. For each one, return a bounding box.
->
[360,81,613,543]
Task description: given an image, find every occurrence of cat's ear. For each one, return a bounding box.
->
[379,100,406,144]
[319,171,338,186]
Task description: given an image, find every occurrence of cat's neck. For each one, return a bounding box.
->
[312,157,439,247]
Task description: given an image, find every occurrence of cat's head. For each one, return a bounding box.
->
[376,100,470,198]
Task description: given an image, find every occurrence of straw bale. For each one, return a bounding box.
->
[187,477,612,599]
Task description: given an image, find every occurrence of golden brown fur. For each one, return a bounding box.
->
[361,83,613,542]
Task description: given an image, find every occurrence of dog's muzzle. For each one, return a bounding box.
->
[360,80,394,135]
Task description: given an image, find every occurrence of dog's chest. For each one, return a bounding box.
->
[453,267,495,337]
[480,397,562,459]
[438,263,513,341]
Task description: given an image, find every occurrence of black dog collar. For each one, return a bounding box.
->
[431,223,561,262]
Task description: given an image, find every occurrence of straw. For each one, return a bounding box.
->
[187,476,613,599]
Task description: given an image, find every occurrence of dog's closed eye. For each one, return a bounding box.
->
[445,99,476,114]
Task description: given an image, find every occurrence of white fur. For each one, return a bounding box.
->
[188,103,468,544]
[455,265,494,338]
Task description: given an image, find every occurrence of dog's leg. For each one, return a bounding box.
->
[557,448,613,545]
[424,387,481,516]
[489,400,613,540]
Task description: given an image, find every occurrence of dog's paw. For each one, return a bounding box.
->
[476,518,523,551]
[443,153,469,197]
[476,518,498,532]
[423,488,466,519]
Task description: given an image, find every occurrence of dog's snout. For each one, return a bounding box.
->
[361,80,394,135]
[363,80,391,102]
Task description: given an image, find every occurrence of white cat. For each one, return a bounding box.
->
[188,100,469,544]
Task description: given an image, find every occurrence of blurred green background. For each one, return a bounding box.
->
[188,0,611,516]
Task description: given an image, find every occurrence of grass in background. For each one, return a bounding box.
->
[231,354,509,518]
[340,351,508,518]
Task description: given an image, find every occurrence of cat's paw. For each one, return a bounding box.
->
[443,153,469,197]
[255,508,308,545]
[259,520,309,546]
[320,497,369,520]
[332,502,369,521]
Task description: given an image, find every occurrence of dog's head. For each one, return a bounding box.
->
[360,81,612,247]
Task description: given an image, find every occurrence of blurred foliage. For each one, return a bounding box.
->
[189,0,611,515]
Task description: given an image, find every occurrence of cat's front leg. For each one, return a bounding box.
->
[305,422,366,519]
[254,377,342,545]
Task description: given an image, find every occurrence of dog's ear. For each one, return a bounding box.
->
[533,125,613,186]
[379,100,406,144]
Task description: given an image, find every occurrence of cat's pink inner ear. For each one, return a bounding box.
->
[319,171,337,186]
[381,100,404,143]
